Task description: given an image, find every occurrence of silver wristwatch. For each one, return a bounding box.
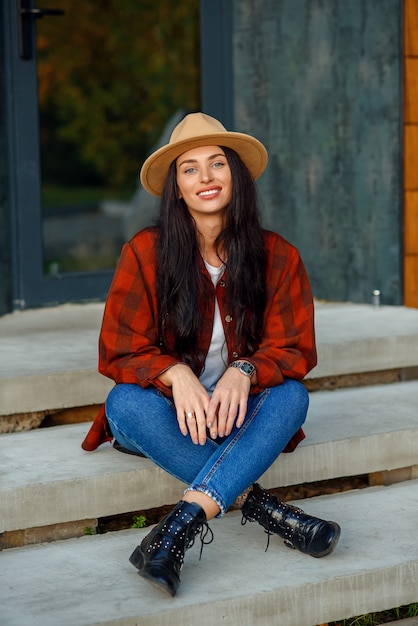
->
[229,360,255,378]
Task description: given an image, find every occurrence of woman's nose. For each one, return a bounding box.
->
[200,166,213,182]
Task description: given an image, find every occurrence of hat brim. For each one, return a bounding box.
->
[140,132,268,197]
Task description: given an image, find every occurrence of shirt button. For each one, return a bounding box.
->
[219,280,226,287]
[232,351,239,358]
[225,314,232,323]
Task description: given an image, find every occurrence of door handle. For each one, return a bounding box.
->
[18,0,65,60]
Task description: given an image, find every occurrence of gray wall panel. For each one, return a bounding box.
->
[233,0,402,304]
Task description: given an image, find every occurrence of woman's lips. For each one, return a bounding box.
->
[197,187,221,198]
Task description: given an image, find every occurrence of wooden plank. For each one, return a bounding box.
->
[405,191,418,254]
[404,1,418,307]
[405,0,418,56]
[404,254,418,308]
[405,58,418,123]
[404,124,418,190]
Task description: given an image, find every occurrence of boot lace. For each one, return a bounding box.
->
[241,502,274,551]
[185,519,214,560]
[241,492,304,552]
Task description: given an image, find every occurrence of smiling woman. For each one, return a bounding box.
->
[82,111,341,598]
[175,146,232,225]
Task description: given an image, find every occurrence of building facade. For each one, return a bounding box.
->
[1,0,415,315]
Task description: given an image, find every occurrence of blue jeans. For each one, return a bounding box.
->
[105,379,308,516]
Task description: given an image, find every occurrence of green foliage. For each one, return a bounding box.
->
[132,515,147,529]
[326,602,418,625]
[41,183,132,211]
[83,527,96,535]
[37,0,200,189]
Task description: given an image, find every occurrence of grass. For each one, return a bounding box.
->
[324,602,418,625]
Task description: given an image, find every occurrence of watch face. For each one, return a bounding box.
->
[241,362,254,376]
[231,361,254,376]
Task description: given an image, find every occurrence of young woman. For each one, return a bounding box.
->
[82,112,340,597]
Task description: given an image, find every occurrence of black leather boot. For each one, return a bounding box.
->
[241,483,340,558]
[129,500,213,597]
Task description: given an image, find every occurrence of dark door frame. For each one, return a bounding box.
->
[200,0,233,129]
[2,0,232,311]
[4,0,114,309]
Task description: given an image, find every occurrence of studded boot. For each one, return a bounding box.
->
[241,483,340,558]
[129,500,213,597]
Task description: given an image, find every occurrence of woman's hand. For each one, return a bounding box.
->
[206,367,251,439]
[158,364,211,445]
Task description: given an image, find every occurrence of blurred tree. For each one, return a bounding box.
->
[37,0,200,189]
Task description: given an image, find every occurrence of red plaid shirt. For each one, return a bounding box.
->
[82,228,317,452]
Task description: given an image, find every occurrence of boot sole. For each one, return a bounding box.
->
[129,545,177,597]
[137,568,177,597]
[310,521,341,558]
[129,545,145,570]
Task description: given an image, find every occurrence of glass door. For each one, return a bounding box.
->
[8,0,200,308]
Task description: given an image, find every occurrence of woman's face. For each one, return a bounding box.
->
[176,145,232,220]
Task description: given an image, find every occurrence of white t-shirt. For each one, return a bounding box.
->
[199,261,228,393]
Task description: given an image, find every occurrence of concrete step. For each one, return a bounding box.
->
[1,302,417,417]
[309,301,418,379]
[1,480,418,626]
[1,380,417,534]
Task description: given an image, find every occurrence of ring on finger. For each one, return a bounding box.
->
[185,411,195,420]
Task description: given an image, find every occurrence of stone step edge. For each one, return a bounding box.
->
[3,364,418,434]
[0,470,413,550]
[1,480,418,626]
[2,361,418,419]
[2,380,418,533]
[2,301,418,416]
[2,426,417,534]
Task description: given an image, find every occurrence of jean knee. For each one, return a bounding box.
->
[291,379,309,410]
[105,384,138,422]
[279,379,309,422]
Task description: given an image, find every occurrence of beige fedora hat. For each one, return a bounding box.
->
[140,112,268,197]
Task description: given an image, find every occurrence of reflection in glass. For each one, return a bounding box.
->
[36,0,199,274]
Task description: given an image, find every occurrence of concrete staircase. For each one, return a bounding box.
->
[1,301,418,626]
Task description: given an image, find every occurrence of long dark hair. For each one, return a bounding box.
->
[156,146,266,370]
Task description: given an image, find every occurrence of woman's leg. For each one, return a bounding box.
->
[184,379,309,513]
[105,384,221,485]
[107,380,333,596]
[105,379,309,515]
[106,386,219,596]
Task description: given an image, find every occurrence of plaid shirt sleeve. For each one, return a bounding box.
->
[98,228,180,392]
[249,231,317,390]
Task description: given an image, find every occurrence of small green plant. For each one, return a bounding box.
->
[132,515,147,529]
[83,527,96,535]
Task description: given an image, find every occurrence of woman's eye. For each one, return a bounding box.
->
[212,161,224,168]
[184,167,197,174]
